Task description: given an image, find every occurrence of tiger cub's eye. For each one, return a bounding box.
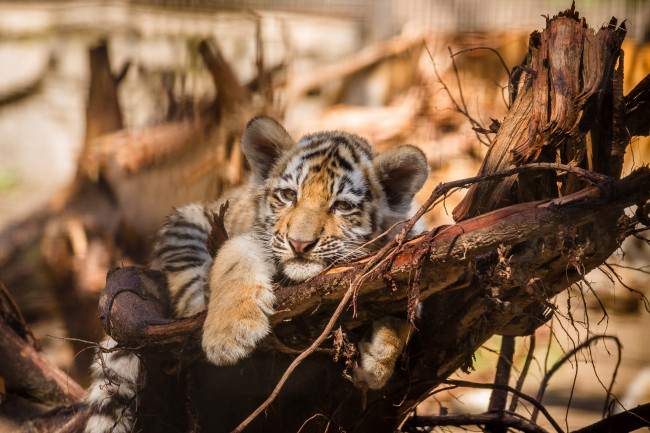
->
[333,200,353,212]
[280,188,297,202]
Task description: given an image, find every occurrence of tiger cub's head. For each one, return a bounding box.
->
[242,116,429,282]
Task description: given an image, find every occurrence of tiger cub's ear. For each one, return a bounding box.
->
[241,116,295,184]
[373,145,429,213]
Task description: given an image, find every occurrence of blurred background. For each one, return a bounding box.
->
[1,0,649,431]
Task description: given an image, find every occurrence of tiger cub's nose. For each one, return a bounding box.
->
[288,237,318,254]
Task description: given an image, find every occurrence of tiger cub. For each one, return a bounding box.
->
[85,116,429,433]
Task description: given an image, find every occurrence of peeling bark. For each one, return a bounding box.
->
[453,8,629,221]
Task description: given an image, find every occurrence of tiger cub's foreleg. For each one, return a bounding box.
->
[202,234,276,366]
[353,317,411,390]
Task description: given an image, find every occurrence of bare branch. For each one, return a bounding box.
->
[487,335,516,433]
[570,402,650,433]
[404,412,548,433]
[509,335,536,412]
[440,379,564,433]
[0,295,87,406]
[531,335,622,423]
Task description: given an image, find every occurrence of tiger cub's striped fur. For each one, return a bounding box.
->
[85,116,429,432]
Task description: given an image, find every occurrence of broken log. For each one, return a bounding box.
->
[453,7,630,221]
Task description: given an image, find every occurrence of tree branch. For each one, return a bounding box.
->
[404,412,549,433]
[99,166,650,352]
[570,403,650,433]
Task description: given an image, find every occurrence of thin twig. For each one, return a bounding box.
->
[425,44,491,146]
[603,263,650,313]
[451,46,512,81]
[509,334,536,412]
[607,262,650,275]
[530,335,622,423]
[441,379,565,433]
[296,413,328,433]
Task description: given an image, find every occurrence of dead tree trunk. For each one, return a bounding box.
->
[5,5,650,433]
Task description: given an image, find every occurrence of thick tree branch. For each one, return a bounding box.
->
[99,167,650,351]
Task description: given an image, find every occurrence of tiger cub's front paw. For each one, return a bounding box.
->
[353,317,411,390]
[202,282,275,366]
[201,234,276,366]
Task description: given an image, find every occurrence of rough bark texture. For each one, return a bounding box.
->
[0,285,87,409]
[453,7,628,221]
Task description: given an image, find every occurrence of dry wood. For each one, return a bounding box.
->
[98,167,650,351]
[486,335,515,433]
[625,73,650,137]
[83,42,124,148]
[76,41,125,183]
[0,293,87,407]
[404,413,549,433]
[352,398,650,433]
[453,8,628,221]
[84,115,215,176]
[199,38,251,111]
[83,37,252,180]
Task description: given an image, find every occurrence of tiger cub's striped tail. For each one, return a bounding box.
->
[84,338,140,433]
[85,204,213,432]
